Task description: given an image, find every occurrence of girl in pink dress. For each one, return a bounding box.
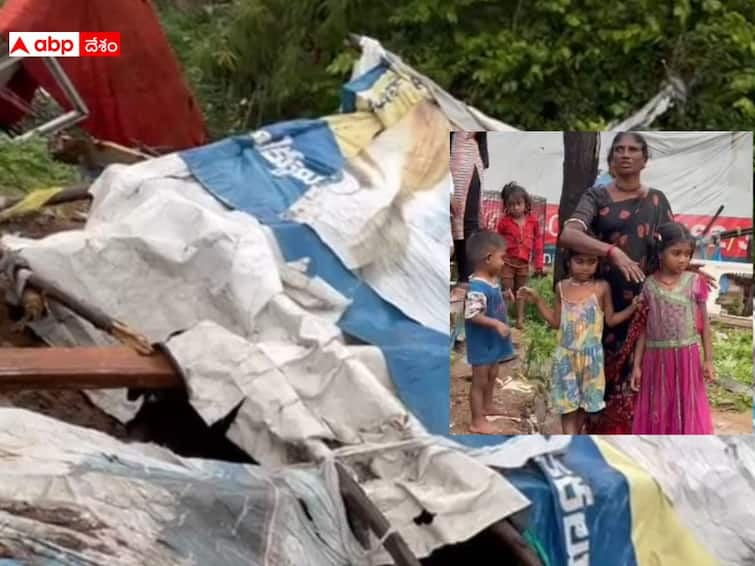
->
[631,222,715,434]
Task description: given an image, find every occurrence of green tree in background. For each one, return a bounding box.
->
[159,0,391,137]
[156,0,754,137]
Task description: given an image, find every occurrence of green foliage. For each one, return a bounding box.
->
[713,326,751,385]
[708,383,751,412]
[522,275,556,322]
[0,136,78,195]
[708,325,751,411]
[518,275,558,390]
[158,0,755,136]
[519,319,557,396]
[388,0,755,131]
[158,0,390,137]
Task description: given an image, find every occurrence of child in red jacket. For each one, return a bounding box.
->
[496,182,544,329]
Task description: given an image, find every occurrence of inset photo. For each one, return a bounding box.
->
[450,131,753,436]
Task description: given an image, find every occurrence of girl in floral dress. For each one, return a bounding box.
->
[630,222,715,434]
[519,250,639,434]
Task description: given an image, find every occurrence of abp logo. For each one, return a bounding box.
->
[8,32,79,57]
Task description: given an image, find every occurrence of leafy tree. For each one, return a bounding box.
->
[387,0,755,130]
[158,1,754,136]
[158,0,390,137]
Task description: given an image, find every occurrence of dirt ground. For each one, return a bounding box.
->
[450,328,752,436]
[0,203,130,437]
[450,328,563,434]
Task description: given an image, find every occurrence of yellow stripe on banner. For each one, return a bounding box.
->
[0,187,64,222]
[594,438,720,566]
[353,68,430,129]
[323,112,382,159]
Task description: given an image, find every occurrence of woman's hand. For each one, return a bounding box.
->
[703,361,716,382]
[609,247,645,284]
[688,264,718,290]
[630,366,642,392]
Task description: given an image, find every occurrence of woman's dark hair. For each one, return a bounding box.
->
[467,231,506,269]
[500,181,532,215]
[607,132,649,165]
[646,221,695,273]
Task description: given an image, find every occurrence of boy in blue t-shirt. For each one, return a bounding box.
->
[463,231,515,434]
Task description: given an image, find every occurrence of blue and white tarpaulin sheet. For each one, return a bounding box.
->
[182,106,454,438]
[2,54,529,558]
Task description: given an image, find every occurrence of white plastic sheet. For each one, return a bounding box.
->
[0,408,370,566]
[484,131,752,218]
[605,436,755,565]
[1,153,530,559]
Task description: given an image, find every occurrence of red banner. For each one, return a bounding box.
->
[482,196,751,260]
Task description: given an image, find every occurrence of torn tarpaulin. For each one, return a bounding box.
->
[0,408,370,566]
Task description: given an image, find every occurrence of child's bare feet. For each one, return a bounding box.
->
[469,419,498,434]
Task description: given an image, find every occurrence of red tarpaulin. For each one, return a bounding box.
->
[0,0,207,150]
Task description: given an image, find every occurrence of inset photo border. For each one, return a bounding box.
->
[450,131,753,436]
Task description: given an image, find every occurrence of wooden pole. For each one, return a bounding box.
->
[0,347,181,391]
[335,462,421,566]
[0,184,92,215]
[488,519,543,566]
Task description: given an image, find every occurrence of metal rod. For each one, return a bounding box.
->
[701,226,752,244]
[42,57,89,118]
[14,57,89,140]
[0,57,21,88]
[699,205,724,238]
[0,55,21,74]
[15,110,85,140]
